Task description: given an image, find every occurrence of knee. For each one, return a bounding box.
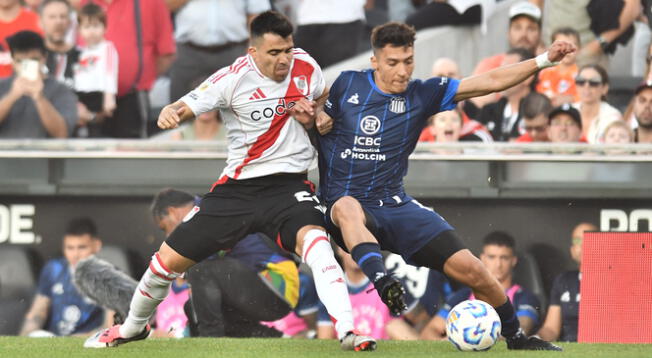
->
[332,196,365,227]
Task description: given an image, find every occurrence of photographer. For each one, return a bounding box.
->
[0,30,77,138]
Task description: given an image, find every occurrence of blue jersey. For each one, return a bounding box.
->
[319,69,459,205]
[37,258,105,336]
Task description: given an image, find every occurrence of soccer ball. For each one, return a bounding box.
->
[446,299,501,351]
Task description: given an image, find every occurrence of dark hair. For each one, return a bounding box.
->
[371,22,416,51]
[39,0,71,15]
[150,188,195,221]
[250,11,293,40]
[578,63,609,85]
[65,217,98,237]
[551,27,581,46]
[506,47,535,61]
[521,92,552,120]
[6,31,46,56]
[78,3,107,26]
[482,231,516,251]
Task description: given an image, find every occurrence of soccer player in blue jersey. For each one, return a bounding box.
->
[316,22,574,351]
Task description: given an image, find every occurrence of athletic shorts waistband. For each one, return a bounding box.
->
[218,173,309,188]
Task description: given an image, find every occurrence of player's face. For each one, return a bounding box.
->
[547,113,582,143]
[249,33,294,82]
[40,1,71,45]
[508,16,540,52]
[432,110,462,142]
[480,245,517,284]
[63,234,98,268]
[371,45,414,94]
[634,88,652,128]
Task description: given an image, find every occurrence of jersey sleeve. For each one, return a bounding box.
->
[323,71,355,120]
[105,41,119,94]
[549,273,565,306]
[36,260,58,298]
[514,288,541,324]
[180,68,233,115]
[419,77,460,117]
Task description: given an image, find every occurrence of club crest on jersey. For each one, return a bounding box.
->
[389,97,406,114]
[293,75,308,95]
[360,115,381,135]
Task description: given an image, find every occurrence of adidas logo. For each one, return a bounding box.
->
[248,88,267,100]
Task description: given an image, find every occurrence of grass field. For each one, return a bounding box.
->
[1,337,652,358]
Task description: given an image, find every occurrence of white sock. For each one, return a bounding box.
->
[119,253,180,338]
[301,229,354,340]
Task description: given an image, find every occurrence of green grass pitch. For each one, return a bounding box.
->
[1,337,651,358]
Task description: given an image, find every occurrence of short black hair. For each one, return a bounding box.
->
[482,231,516,251]
[150,188,195,221]
[39,0,72,15]
[551,27,581,46]
[78,3,107,26]
[7,31,46,56]
[506,47,535,61]
[371,22,416,51]
[521,92,552,120]
[250,11,293,40]
[65,217,98,237]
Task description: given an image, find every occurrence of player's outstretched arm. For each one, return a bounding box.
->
[157,101,196,130]
[454,40,576,102]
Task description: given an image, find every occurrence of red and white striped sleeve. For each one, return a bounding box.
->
[104,40,119,95]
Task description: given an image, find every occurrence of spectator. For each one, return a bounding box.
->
[20,217,111,337]
[73,3,118,138]
[25,0,43,12]
[405,0,483,31]
[477,48,534,141]
[0,30,77,138]
[420,231,541,339]
[40,0,78,88]
[294,0,366,68]
[169,78,225,141]
[0,0,42,78]
[573,64,621,144]
[536,27,580,107]
[431,57,460,80]
[547,104,583,143]
[631,81,652,143]
[515,92,552,142]
[602,120,634,144]
[317,247,419,340]
[541,0,640,68]
[537,222,598,342]
[473,1,542,76]
[168,0,270,103]
[150,188,302,338]
[419,109,463,154]
[81,0,175,138]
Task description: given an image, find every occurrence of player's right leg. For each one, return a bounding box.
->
[328,196,407,316]
[84,243,194,348]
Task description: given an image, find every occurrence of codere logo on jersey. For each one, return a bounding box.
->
[250,98,296,121]
[340,115,386,161]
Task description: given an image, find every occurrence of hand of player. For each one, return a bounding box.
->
[158,105,185,129]
[289,98,315,128]
[316,111,333,135]
[547,40,577,63]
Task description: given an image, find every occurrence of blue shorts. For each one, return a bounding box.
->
[324,194,456,266]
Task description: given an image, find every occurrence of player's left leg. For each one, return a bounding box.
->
[329,196,407,316]
[410,230,562,351]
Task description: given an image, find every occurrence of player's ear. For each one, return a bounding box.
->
[371,55,378,70]
[247,46,257,57]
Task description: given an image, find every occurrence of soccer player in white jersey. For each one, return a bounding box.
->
[84,11,376,351]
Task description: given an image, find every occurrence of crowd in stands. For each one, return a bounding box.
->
[0,0,650,144]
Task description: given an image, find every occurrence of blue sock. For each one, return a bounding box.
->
[495,299,520,338]
[350,242,386,282]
